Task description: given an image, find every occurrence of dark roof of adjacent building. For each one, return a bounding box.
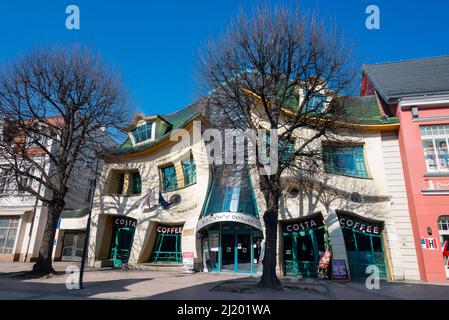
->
[107,100,207,156]
[362,55,449,103]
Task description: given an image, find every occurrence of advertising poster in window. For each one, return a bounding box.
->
[332,259,349,280]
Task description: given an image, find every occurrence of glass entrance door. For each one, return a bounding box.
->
[237,233,252,272]
[110,227,134,268]
[221,233,235,272]
[211,223,257,273]
[61,232,85,261]
[283,227,328,277]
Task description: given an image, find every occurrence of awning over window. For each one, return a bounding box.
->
[59,207,89,230]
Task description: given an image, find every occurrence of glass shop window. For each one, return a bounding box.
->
[315,228,326,253]
[0,216,19,254]
[343,228,356,251]
[372,236,383,252]
[355,232,372,252]
[296,234,314,261]
[283,234,293,261]
[149,225,182,264]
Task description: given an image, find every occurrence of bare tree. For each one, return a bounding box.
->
[0,47,130,275]
[198,6,356,288]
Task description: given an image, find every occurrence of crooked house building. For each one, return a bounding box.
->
[86,86,421,282]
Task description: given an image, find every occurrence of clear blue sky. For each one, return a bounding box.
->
[1,0,448,116]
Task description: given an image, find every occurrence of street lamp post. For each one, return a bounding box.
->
[79,157,100,289]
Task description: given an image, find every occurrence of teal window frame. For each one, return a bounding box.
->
[323,145,369,178]
[149,232,182,264]
[182,156,197,186]
[283,226,329,277]
[161,165,178,192]
[262,132,295,164]
[341,226,387,279]
[131,123,152,144]
[117,173,125,195]
[131,172,142,195]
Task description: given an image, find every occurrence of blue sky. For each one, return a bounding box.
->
[1,1,448,116]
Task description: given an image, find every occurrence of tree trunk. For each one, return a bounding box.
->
[32,199,64,276]
[258,182,282,289]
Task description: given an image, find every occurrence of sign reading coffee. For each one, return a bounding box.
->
[114,216,137,229]
[157,225,183,234]
[283,216,324,233]
[338,214,382,235]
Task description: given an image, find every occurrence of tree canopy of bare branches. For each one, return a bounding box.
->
[0,47,130,275]
[198,6,356,288]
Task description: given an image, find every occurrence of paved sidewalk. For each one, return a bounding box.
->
[1,262,449,300]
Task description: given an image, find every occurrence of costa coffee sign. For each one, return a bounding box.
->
[283,216,324,233]
[114,216,137,229]
[157,225,183,234]
[338,214,382,235]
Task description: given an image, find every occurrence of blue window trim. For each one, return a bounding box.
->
[161,165,178,192]
[303,90,327,113]
[182,156,197,186]
[323,145,370,178]
[262,132,295,163]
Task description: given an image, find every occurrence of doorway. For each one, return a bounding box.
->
[338,212,387,279]
[109,225,135,268]
[283,225,328,277]
[438,216,449,278]
[203,222,262,273]
[61,231,85,261]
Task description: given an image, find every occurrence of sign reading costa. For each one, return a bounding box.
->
[283,216,324,233]
[157,224,183,234]
[338,214,382,235]
[114,216,137,229]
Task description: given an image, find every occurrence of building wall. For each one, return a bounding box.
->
[380,131,420,280]
[88,126,210,268]
[253,129,420,280]
[397,104,449,282]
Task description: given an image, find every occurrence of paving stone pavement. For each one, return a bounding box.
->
[1,262,449,300]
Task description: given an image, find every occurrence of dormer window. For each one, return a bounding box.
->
[131,121,153,144]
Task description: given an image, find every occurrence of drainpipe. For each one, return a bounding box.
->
[79,157,100,289]
[23,160,46,262]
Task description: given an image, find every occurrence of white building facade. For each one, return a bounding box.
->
[87,96,420,281]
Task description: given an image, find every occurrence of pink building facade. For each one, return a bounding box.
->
[362,56,449,282]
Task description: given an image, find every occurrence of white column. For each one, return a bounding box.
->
[322,209,349,275]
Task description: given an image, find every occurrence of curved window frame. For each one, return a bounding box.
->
[322,143,371,179]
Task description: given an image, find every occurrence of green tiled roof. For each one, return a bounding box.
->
[60,207,89,219]
[108,101,204,156]
[285,95,399,125]
[340,96,399,124]
[110,94,396,157]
